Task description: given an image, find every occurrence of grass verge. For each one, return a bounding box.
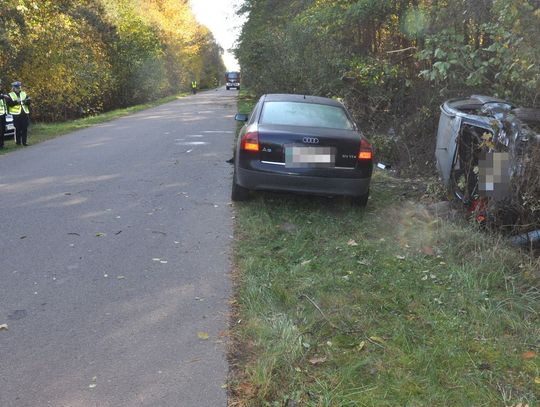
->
[0,93,188,155]
[228,92,540,406]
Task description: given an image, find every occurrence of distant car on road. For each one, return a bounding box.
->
[225,71,240,90]
[4,114,15,141]
[232,94,373,205]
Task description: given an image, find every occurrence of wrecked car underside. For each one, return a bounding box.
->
[436,95,540,246]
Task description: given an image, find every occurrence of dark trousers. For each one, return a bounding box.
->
[0,114,5,148]
[13,113,29,145]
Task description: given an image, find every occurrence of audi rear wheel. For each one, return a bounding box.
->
[231,171,250,201]
[351,192,369,207]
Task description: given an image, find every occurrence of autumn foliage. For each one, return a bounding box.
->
[0,0,226,121]
[235,0,540,172]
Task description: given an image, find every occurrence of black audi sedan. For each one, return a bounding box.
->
[232,94,373,205]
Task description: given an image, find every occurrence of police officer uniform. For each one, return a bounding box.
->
[0,79,6,149]
[191,80,197,94]
[6,81,31,146]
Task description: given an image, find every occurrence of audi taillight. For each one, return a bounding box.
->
[358,139,373,161]
[241,125,259,152]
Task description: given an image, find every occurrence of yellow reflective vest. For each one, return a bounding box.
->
[191,81,197,88]
[8,91,30,115]
[0,97,6,115]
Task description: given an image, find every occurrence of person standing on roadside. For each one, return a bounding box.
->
[6,81,31,146]
[191,79,197,94]
[0,79,7,149]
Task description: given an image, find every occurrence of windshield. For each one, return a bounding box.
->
[227,73,239,79]
[260,101,354,130]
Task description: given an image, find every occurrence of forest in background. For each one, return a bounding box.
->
[0,0,226,122]
[235,0,540,172]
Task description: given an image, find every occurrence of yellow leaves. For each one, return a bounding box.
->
[197,331,209,340]
[480,132,496,150]
[369,336,386,345]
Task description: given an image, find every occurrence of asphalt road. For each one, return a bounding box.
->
[0,87,237,406]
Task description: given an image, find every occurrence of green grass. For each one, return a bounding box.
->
[0,93,187,155]
[229,92,540,406]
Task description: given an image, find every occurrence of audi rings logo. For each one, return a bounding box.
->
[302,137,320,144]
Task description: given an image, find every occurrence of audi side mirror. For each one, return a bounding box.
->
[235,113,249,122]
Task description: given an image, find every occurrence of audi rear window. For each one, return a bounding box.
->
[260,101,354,130]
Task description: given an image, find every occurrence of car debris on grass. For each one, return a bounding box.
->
[435,95,540,247]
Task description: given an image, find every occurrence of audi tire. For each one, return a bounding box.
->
[351,191,369,207]
[232,170,250,201]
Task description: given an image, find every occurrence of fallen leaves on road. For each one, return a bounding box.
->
[95,232,105,237]
[117,276,125,280]
[197,331,209,340]
[0,324,8,331]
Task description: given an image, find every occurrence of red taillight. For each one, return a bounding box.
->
[358,139,373,161]
[241,126,259,152]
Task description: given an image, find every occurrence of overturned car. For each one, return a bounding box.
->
[435,95,540,245]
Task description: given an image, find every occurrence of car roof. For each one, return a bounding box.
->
[262,93,344,107]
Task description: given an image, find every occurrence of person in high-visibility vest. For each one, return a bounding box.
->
[6,81,31,146]
[191,80,197,94]
[0,79,7,149]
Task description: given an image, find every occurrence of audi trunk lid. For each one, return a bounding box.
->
[257,124,361,168]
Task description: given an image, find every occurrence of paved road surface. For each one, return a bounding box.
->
[0,88,237,406]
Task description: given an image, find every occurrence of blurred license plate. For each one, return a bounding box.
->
[285,146,335,168]
[6,124,14,130]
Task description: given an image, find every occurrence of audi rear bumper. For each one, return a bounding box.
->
[236,166,370,197]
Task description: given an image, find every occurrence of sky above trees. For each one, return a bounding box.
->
[189,0,245,70]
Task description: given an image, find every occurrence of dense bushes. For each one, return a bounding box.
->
[0,0,226,122]
[236,0,540,172]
